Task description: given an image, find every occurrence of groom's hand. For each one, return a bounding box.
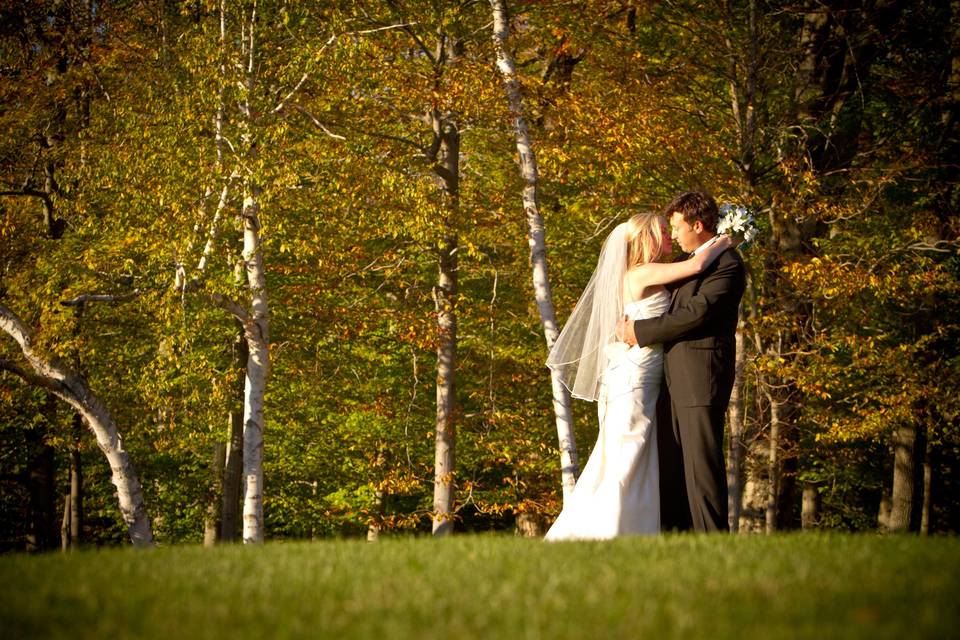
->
[618,315,637,346]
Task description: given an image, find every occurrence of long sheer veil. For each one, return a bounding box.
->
[546,222,629,401]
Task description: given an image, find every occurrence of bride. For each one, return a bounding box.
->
[544,212,730,540]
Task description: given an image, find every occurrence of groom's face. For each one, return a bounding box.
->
[670,212,701,253]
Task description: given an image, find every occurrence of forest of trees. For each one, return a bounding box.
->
[1,0,958,550]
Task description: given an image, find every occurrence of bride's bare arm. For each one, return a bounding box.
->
[626,235,732,292]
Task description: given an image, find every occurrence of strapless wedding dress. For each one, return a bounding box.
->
[545,290,670,540]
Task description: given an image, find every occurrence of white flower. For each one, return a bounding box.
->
[718,203,759,249]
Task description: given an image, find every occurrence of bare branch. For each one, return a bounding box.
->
[294,106,347,140]
[196,180,235,275]
[382,0,436,63]
[294,105,422,149]
[905,240,960,254]
[60,291,142,307]
[272,71,313,115]
[271,20,419,117]
[352,22,418,36]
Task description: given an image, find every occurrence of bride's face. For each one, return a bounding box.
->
[659,221,673,258]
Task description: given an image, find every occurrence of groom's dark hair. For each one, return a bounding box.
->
[664,191,719,233]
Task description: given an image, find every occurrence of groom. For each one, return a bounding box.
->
[620,191,745,532]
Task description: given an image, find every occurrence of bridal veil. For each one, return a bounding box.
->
[546,222,629,402]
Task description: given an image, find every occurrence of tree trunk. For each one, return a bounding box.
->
[238,2,270,545]
[721,0,760,533]
[739,462,768,533]
[431,116,459,537]
[920,457,932,535]
[737,288,766,534]
[240,190,269,544]
[69,413,83,547]
[204,442,226,546]
[60,494,70,552]
[0,303,152,546]
[801,482,820,530]
[25,395,58,552]
[912,421,928,531]
[726,310,747,531]
[221,323,246,542]
[515,512,546,537]
[878,485,892,532]
[222,408,244,541]
[765,392,781,534]
[724,0,759,191]
[490,0,579,500]
[888,422,916,533]
[367,488,384,542]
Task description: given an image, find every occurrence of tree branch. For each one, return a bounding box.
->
[0,189,49,199]
[272,71,313,115]
[0,357,63,393]
[205,292,252,324]
[60,291,142,307]
[382,0,436,64]
[294,105,422,149]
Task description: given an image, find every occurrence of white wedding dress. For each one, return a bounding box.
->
[545,290,671,541]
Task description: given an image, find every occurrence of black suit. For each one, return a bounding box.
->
[633,247,745,532]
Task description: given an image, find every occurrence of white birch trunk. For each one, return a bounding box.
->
[490,0,579,500]
[241,331,268,544]
[239,185,269,545]
[238,1,269,544]
[0,303,153,546]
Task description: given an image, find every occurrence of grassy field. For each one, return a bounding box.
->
[1,533,958,639]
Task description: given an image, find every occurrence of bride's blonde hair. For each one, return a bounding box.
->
[626,212,666,268]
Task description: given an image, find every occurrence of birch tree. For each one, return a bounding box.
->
[489,0,579,501]
[169,0,272,543]
[233,1,270,544]
[0,303,153,546]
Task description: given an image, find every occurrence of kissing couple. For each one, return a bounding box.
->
[545,191,746,539]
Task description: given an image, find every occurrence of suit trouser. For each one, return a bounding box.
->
[657,382,730,532]
[674,399,730,532]
[656,384,691,531]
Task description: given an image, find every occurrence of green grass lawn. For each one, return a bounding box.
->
[1,533,957,639]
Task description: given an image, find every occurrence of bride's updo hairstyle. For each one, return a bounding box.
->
[626,212,666,268]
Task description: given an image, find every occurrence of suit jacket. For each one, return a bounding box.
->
[633,248,745,407]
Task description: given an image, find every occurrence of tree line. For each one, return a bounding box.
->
[0,0,957,550]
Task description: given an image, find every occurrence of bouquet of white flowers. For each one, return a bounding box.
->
[717,203,758,249]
